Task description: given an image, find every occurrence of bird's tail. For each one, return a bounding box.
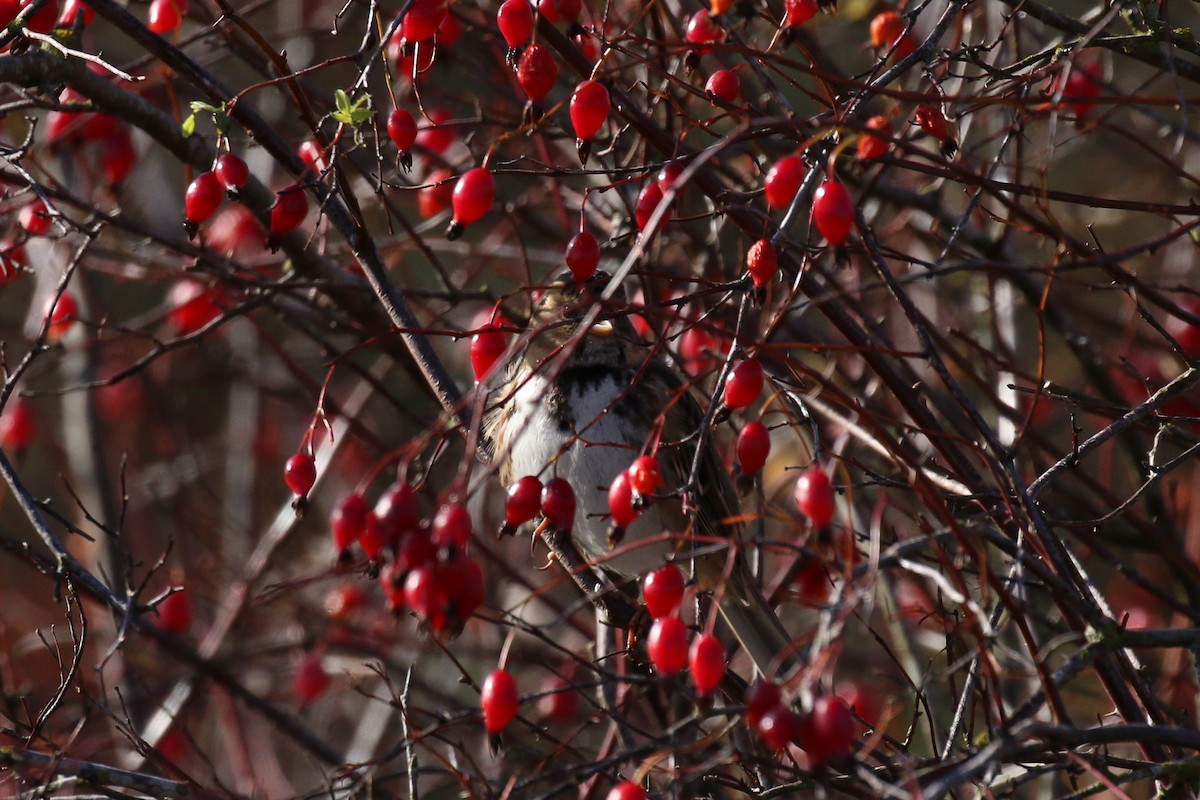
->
[715,568,800,678]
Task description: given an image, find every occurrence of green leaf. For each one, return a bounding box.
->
[189,100,218,114]
[332,90,371,125]
[181,114,196,137]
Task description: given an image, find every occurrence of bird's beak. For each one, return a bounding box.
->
[591,319,615,336]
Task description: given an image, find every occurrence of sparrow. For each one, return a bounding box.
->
[484,270,796,676]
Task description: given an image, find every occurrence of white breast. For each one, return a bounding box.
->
[505,373,672,576]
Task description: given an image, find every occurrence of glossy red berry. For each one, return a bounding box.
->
[0,397,36,451]
[58,0,94,25]
[440,552,485,628]
[184,171,222,228]
[858,115,892,161]
[565,230,600,281]
[46,291,78,341]
[757,705,802,751]
[705,69,740,103]
[540,0,580,24]
[812,178,855,246]
[689,633,726,695]
[794,465,835,528]
[103,129,136,186]
[723,358,763,409]
[744,678,782,728]
[505,476,544,527]
[331,493,368,554]
[647,615,690,675]
[374,481,422,544]
[736,420,771,476]
[270,186,309,239]
[608,470,639,528]
[432,502,472,549]
[148,0,185,34]
[540,478,576,531]
[685,10,724,53]
[570,80,610,141]
[869,10,915,59]
[643,564,685,618]
[416,107,455,155]
[635,181,673,231]
[1167,298,1200,357]
[387,108,418,152]
[806,695,856,765]
[914,102,956,155]
[481,668,520,734]
[1058,61,1103,119]
[284,452,316,497]
[298,140,326,174]
[606,782,647,800]
[323,583,366,620]
[157,589,192,633]
[419,168,455,218]
[657,161,684,191]
[783,0,816,27]
[214,153,249,192]
[470,320,509,381]
[517,43,557,101]
[19,199,51,236]
[497,0,533,49]
[401,0,448,42]
[167,279,224,336]
[764,154,803,209]
[358,513,386,561]
[450,168,495,232]
[293,653,330,703]
[746,239,777,288]
[628,456,664,495]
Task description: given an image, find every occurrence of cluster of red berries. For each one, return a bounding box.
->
[183,153,308,251]
[607,455,665,533]
[641,565,728,695]
[745,679,857,766]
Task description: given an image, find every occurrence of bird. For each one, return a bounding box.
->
[484,270,797,677]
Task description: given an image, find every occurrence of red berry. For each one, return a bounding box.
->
[609,782,648,800]
[744,678,782,728]
[857,115,892,161]
[570,80,610,141]
[331,493,368,553]
[324,583,366,619]
[167,279,224,336]
[358,513,387,561]
[103,129,136,186]
[470,322,510,381]
[401,0,447,42]
[419,168,455,218]
[293,653,330,703]
[19,199,51,236]
[679,325,716,376]
[11,0,59,32]
[812,178,855,246]
[148,0,184,34]
[451,167,495,229]
[46,291,78,341]
[204,205,265,259]
[284,452,317,496]
[0,397,36,451]
[432,502,472,549]
[643,564,685,618]
[481,668,520,734]
[538,675,578,721]
[746,239,777,288]
[298,140,326,174]
[215,153,249,191]
[685,9,724,53]
[635,181,672,231]
[58,0,94,25]
[608,470,639,528]
[439,552,485,627]
[436,7,460,43]
[404,562,441,619]
[628,456,664,495]
[416,107,455,155]
[374,481,422,545]
[647,615,690,675]
[795,557,831,606]
[157,589,192,634]
[386,108,418,152]
[497,0,533,49]
[540,477,576,531]
[1167,298,1200,357]
[757,705,802,751]
[736,420,771,476]
[806,695,856,765]
[764,154,803,209]
[539,0,580,24]
[869,10,915,59]
[565,230,600,281]
[794,465,835,528]
[505,476,544,527]
[606,782,646,800]
[395,525,436,573]
[657,161,684,191]
[1058,61,1103,119]
[705,69,740,103]
[517,43,557,101]
[689,633,726,695]
[270,186,309,238]
[184,172,222,226]
[783,0,816,27]
[914,102,956,155]
[723,358,763,409]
